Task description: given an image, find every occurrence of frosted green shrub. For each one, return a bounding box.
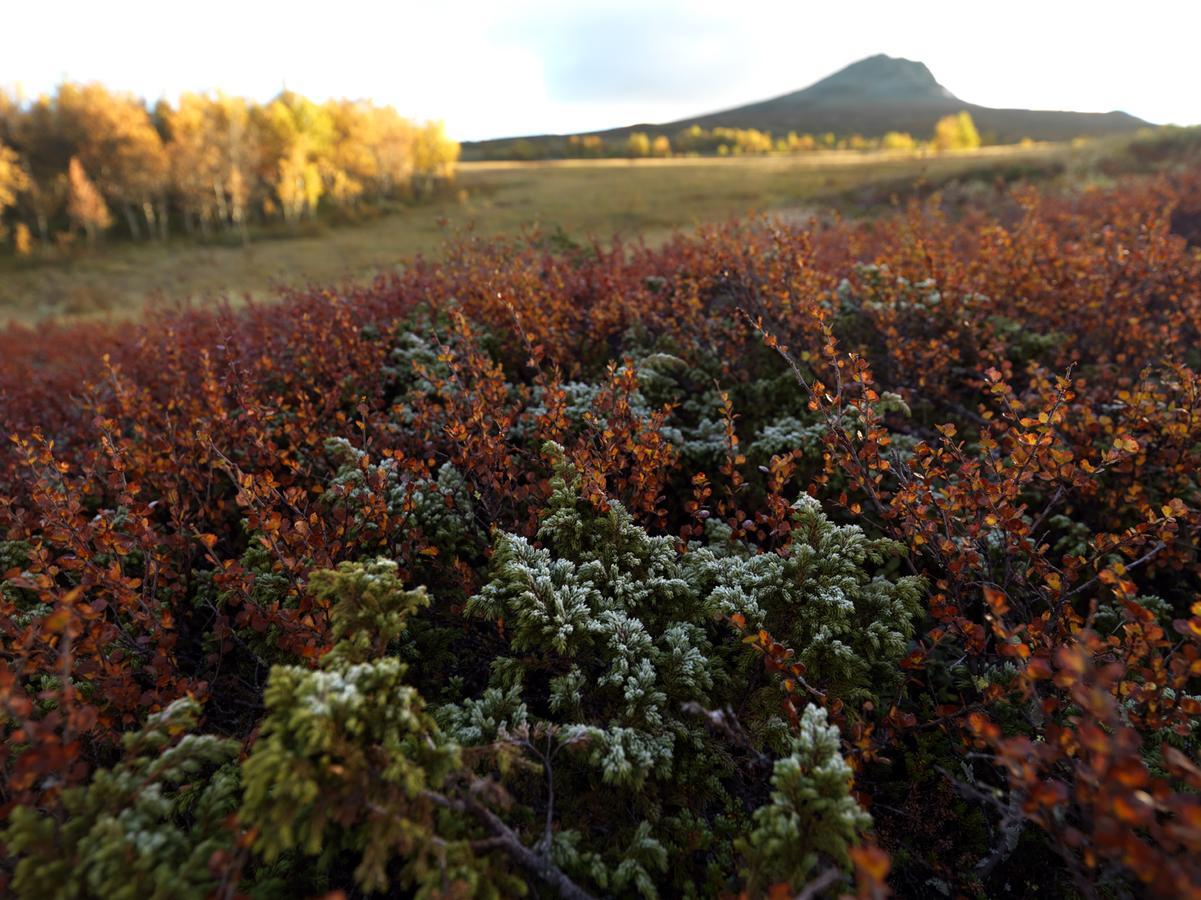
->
[3,698,240,900]
[238,559,460,894]
[431,445,913,893]
[740,704,872,892]
[381,331,447,397]
[686,493,925,705]
[748,415,828,461]
[455,445,710,789]
[632,352,736,466]
[29,448,914,898]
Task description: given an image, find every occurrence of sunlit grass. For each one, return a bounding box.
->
[0,142,1082,323]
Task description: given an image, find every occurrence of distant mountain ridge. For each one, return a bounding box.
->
[465,54,1149,154]
[663,55,1148,143]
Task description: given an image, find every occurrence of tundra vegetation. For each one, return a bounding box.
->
[0,150,1200,897]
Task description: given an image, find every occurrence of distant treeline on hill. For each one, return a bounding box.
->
[0,83,459,253]
[465,112,986,161]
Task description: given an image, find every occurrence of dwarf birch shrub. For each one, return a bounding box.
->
[11,170,1199,896]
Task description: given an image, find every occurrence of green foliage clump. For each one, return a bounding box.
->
[2,447,915,898]
[430,445,900,894]
[2,698,240,900]
[688,493,925,708]
[740,703,872,891]
[0,539,43,618]
[310,557,431,665]
[239,559,461,894]
[454,445,715,790]
[324,437,481,558]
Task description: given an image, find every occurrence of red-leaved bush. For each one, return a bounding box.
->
[1,170,1199,897]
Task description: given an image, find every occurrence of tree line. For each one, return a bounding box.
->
[472,112,985,161]
[0,83,460,253]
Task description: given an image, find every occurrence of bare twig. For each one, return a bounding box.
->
[681,702,772,773]
[793,866,844,900]
[420,786,596,900]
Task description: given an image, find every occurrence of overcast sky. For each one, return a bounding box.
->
[5,0,1197,140]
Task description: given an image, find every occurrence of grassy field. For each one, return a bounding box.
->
[0,143,1087,322]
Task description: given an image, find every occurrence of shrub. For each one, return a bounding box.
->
[2,165,1200,897]
[2,699,239,900]
[740,704,872,892]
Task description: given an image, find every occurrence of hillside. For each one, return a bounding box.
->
[464,54,1148,156]
[652,54,1148,142]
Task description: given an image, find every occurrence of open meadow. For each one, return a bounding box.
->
[0,142,1084,322]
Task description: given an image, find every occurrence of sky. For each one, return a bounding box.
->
[5,0,1199,141]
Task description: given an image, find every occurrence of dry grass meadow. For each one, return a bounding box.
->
[0,142,1087,323]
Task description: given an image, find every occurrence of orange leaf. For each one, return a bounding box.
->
[983,585,1010,616]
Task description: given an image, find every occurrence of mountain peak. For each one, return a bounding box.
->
[464,53,1149,153]
[798,54,959,104]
